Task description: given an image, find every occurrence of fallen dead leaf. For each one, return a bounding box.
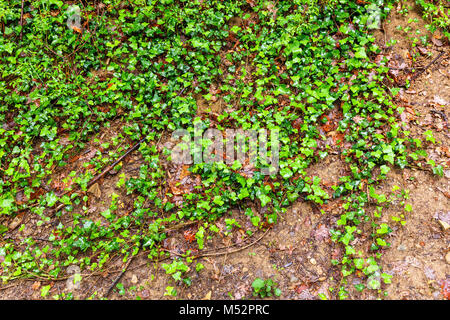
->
[8,211,25,230]
[71,26,83,33]
[87,183,102,198]
[433,95,448,106]
[202,291,212,300]
[295,284,309,294]
[31,281,41,291]
[441,279,450,300]
[438,220,450,231]
[431,37,443,47]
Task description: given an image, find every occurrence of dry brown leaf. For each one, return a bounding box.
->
[8,211,25,230]
[71,26,83,33]
[31,281,41,291]
[431,37,443,47]
[202,291,212,300]
[87,183,102,198]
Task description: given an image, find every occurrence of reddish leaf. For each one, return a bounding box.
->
[441,279,450,300]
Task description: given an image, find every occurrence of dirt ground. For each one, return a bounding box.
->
[1,0,449,300]
[371,0,450,300]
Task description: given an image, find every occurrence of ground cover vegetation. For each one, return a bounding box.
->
[0,0,448,299]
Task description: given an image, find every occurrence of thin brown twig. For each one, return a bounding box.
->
[195,228,270,258]
[41,41,66,60]
[105,255,135,297]
[49,137,146,216]
[430,109,449,132]
[164,221,198,231]
[162,228,271,259]
[88,136,147,187]
[411,51,445,81]
[0,283,20,291]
